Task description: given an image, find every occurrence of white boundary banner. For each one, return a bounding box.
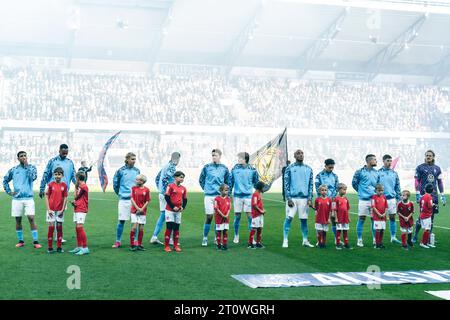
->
[232,270,450,289]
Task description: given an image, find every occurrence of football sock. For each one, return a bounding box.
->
[173,230,179,247]
[153,211,165,237]
[216,231,221,245]
[407,233,412,244]
[401,233,406,246]
[47,225,55,248]
[203,224,211,238]
[300,219,308,241]
[247,216,252,231]
[31,230,38,242]
[323,231,327,245]
[16,230,24,242]
[332,224,337,237]
[223,230,228,246]
[138,229,143,246]
[56,225,63,248]
[249,229,255,244]
[233,214,241,235]
[164,229,171,246]
[76,226,82,247]
[422,230,430,244]
[283,218,292,240]
[371,220,376,240]
[256,229,262,244]
[390,220,397,239]
[356,219,364,240]
[343,230,348,245]
[116,221,125,242]
[336,230,341,245]
[130,229,135,246]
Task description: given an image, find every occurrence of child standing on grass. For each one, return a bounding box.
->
[333,183,352,250]
[45,167,68,254]
[419,184,435,249]
[397,190,415,250]
[164,171,187,253]
[69,172,90,255]
[371,184,388,249]
[313,185,332,248]
[248,181,266,249]
[130,174,151,252]
[214,184,231,251]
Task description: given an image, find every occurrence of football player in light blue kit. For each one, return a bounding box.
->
[3,151,41,249]
[315,158,339,238]
[39,144,76,244]
[378,154,402,244]
[282,149,314,248]
[199,149,230,247]
[229,152,259,244]
[39,144,76,197]
[352,154,380,247]
[112,152,140,248]
[150,152,181,245]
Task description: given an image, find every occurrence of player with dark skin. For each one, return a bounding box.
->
[287,150,313,209]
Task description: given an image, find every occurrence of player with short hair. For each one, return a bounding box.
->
[419,184,435,249]
[248,181,266,249]
[45,167,68,253]
[282,149,314,248]
[150,152,180,245]
[112,152,140,248]
[315,158,339,238]
[312,185,332,249]
[333,183,352,250]
[199,149,230,247]
[69,171,90,255]
[352,154,380,247]
[130,174,151,252]
[371,184,388,249]
[397,190,414,250]
[39,144,76,198]
[229,152,259,244]
[78,161,93,183]
[378,154,402,245]
[164,171,188,253]
[3,151,41,248]
[214,184,231,251]
[413,150,446,245]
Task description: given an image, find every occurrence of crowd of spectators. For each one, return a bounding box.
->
[1,68,449,132]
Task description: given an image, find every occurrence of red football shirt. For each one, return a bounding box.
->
[419,194,433,219]
[165,183,187,211]
[334,196,350,224]
[315,197,332,224]
[47,181,68,212]
[214,196,231,224]
[397,201,414,228]
[74,183,89,213]
[251,191,264,218]
[371,194,388,221]
[131,186,151,215]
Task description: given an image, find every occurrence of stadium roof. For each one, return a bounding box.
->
[2,0,450,81]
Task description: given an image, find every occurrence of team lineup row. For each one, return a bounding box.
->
[3,145,446,254]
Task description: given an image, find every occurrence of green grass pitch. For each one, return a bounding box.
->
[0,192,449,300]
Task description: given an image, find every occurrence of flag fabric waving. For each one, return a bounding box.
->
[392,156,400,170]
[249,128,288,192]
[98,131,121,192]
